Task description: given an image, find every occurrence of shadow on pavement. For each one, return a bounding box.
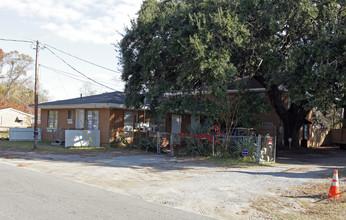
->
[0,143,345,173]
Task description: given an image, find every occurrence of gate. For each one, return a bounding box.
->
[256,134,276,163]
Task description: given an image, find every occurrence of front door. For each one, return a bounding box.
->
[171,114,181,134]
[76,109,84,129]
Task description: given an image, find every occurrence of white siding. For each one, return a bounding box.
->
[65,130,100,147]
[9,128,41,141]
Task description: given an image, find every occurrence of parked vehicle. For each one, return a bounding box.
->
[232,127,257,137]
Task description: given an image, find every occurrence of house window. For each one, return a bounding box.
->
[124,111,133,137]
[124,111,133,132]
[303,124,310,140]
[191,116,199,130]
[86,110,99,130]
[48,111,58,128]
[150,116,166,132]
[262,122,274,127]
[76,109,84,129]
[67,110,73,124]
[68,110,73,120]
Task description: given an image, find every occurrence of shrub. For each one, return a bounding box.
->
[175,124,221,156]
[140,136,157,152]
[230,137,257,161]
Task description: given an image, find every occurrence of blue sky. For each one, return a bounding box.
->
[0,0,143,101]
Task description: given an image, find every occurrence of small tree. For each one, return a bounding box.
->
[79,82,98,96]
[0,50,33,99]
[0,49,48,113]
[158,84,269,155]
[206,88,269,153]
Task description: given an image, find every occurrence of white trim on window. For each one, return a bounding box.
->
[76,109,84,129]
[48,110,58,128]
[86,110,99,130]
[262,122,274,127]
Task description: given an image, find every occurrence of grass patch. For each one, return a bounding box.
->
[0,140,147,156]
[0,140,111,155]
[251,178,346,219]
[205,156,262,168]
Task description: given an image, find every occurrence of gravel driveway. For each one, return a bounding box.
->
[1,148,345,219]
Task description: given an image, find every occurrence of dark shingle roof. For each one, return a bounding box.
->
[38,91,126,107]
[227,77,264,90]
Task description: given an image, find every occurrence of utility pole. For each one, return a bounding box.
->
[34,40,39,150]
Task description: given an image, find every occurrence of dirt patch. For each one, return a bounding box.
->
[17,163,33,167]
[251,178,346,220]
[283,168,312,173]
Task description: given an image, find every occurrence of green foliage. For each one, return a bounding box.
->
[175,123,221,156]
[312,107,344,129]
[230,138,257,161]
[140,135,157,152]
[119,0,345,147]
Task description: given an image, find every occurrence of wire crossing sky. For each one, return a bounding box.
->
[0,0,143,100]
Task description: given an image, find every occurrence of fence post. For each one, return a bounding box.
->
[256,134,262,164]
[156,132,160,154]
[9,128,12,141]
[170,133,174,157]
[274,136,277,163]
[108,128,112,148]
[212,136,215,156]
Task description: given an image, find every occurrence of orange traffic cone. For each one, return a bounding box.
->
[328,170,340,198]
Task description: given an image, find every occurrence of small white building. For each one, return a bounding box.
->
[0,108,34,132]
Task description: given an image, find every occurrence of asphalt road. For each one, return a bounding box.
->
[0,162,213,220]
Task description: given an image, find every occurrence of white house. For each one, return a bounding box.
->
[0,108,34,132]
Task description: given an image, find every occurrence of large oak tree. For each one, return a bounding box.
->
[119,0,345,148]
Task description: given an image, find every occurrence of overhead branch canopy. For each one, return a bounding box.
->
[118,0,345,147]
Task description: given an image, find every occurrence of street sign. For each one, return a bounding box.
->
[242,149,249,156]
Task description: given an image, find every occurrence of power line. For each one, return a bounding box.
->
[51,69,69,96]
[1,38,123,81]
[44,44,122,74]
[0,38,33,43]
[42,64,95,83]
[44,46,116,91]
[39,64,121,87]
[40,64,123,84]
[39,64,116,90]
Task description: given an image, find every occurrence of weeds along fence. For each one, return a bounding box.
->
[132,131,177,156]
[131,131,276,163]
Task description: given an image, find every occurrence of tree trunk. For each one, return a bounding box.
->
[283,119,302,148]
[257,81,310,148]
[253,76,311,148]
[275,103,310,148]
